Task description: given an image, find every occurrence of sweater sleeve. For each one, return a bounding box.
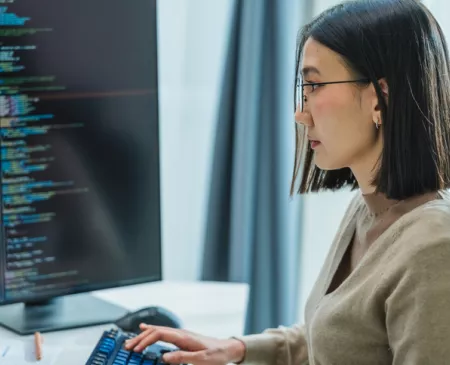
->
[386,235,450,365]
[234,324,309,365]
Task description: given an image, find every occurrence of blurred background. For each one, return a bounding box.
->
[157,0,450,334]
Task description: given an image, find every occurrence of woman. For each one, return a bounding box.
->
[125,0,450,364]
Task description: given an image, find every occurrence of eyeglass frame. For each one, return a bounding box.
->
[296,78,371,112]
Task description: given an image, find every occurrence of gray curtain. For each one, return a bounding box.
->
[202,0,311,335]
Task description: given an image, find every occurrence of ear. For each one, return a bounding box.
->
[372,78,389,127]
[378,78,389,97]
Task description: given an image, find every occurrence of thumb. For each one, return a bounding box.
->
[163,350,209,364]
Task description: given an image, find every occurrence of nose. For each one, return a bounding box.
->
[295,104,313,127]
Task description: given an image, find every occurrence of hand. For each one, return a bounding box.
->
[124,324,246,365]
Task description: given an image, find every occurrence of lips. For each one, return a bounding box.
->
[307,135,320,149]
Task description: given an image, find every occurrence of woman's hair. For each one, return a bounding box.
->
[291,0,450,200]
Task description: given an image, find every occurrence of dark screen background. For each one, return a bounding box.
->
[0,0,161,303]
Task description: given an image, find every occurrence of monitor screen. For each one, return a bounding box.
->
[0,0,161,306]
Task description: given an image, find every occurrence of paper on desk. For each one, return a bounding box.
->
[0,339,62,364]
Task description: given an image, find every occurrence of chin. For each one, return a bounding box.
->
[313,154,345,171]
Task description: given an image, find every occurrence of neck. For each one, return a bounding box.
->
[350,163,378,195]
[350,139,383,194]
[362,191,399,216]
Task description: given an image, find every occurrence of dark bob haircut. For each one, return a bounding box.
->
[291,0,450,200]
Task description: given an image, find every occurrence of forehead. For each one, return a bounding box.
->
[300,38,348,79]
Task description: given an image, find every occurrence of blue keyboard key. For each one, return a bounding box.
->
[85,328,185,365]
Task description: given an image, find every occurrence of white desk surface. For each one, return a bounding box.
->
[0,281,249,364]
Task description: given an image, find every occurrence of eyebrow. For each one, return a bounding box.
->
[301,66,321,78]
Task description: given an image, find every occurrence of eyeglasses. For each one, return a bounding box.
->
[296,78,370,112]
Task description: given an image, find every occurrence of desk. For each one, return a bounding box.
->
[0,281,249,364]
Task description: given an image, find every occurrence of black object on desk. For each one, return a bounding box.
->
[115,306,182,334]
[85,327,186,365]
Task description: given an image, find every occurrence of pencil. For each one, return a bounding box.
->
[34,332,42,361]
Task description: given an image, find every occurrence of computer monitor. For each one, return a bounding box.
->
[0,0,161,335]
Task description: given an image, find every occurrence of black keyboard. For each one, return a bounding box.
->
[85,328,182,365]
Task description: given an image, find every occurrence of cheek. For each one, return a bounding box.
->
[312,90,350,139]
[313,88,350,115]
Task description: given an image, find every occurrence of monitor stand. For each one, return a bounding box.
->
[0,293,129,335]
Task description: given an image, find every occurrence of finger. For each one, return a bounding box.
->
[126,325,181,350]
[133,329,185,352]
[125,327,156,349]
[138,324,199,347]
[139,323,193,337]
[163,350,209,365]
[139,323,176,332]
[139,323,156,331]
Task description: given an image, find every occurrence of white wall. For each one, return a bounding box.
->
[156,0,233,281]
[424,0,450,40]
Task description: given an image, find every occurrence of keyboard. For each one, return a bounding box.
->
[85,328,184,365]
